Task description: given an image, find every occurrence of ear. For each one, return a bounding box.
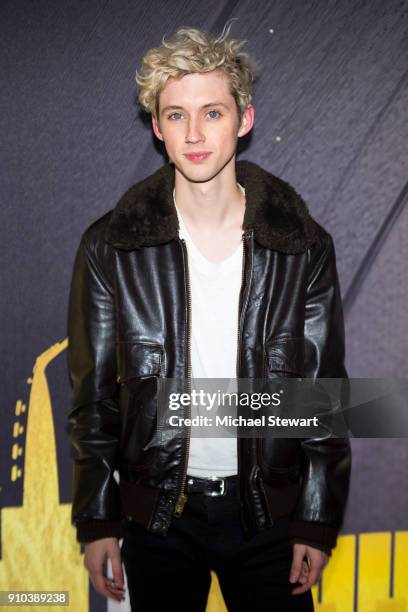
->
[238,104,255,138]
[152,115,164,141]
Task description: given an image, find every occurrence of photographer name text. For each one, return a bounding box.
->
[168,415,319,427]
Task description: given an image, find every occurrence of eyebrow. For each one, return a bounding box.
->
[160,102,230,115]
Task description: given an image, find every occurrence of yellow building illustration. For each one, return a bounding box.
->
[0,340,407,611]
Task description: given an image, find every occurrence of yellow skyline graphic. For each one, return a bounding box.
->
[0,339,87,612]
[0,340,407,611]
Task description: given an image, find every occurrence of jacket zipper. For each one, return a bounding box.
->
[236,234,247,374]
[175,231,248,517]
[236,232,247,492]
[174,238,192,517]
[236,231,271,528]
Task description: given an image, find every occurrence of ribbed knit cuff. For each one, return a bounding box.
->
[289,537,332,556]
[76,519,124,543]
[288,520,338,553]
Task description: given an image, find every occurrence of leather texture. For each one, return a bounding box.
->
[68,159,351,553]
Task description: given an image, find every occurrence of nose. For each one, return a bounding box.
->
[185,117,205,144]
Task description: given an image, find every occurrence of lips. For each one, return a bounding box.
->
[184,152,212,162]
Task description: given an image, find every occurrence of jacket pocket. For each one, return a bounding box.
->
[260,337,304,484]
[264,336,304,378]
[116,341,165,474]
[116,340,164,383]
[257,438,303,485]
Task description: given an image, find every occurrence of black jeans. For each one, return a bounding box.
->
[120,486,314,612]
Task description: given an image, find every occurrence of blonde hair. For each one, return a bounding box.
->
[135,19,256,123]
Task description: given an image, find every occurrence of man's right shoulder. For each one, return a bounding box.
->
[80,209,114,249]
[73,210,118,281]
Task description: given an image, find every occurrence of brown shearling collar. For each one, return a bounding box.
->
[104,159,320,254]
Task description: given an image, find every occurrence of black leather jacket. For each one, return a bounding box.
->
[67,159,351,554]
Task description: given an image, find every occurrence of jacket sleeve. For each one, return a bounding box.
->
[67,230,124,543]
[288,231,351,553]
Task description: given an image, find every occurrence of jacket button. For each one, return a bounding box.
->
[152,520,163,530]
[166,495,175,504]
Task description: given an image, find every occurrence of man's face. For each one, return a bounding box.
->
[151,69,254,183]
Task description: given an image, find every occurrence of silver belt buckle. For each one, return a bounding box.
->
[206,476,226,496]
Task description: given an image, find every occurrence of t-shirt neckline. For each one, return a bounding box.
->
[174,183,245,272]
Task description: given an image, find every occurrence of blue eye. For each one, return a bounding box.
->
[208,110,220,119]
[169,112,182,120]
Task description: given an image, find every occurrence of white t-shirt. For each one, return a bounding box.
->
[174,184,245,476]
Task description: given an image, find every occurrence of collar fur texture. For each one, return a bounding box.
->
[104,159,320,254]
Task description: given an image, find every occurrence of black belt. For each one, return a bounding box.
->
[184,474,238,496]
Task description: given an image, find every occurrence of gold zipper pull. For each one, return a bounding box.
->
[174,493,188,517]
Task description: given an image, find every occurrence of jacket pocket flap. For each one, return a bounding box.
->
[265,337,304,376]
[116,342,164,382]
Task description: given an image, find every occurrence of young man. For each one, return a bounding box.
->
[68,25,351,611]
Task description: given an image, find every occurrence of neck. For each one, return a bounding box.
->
[173,157,245,231]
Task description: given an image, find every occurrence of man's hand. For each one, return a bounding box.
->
[289,543,329,595]
[83,537,126,603]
